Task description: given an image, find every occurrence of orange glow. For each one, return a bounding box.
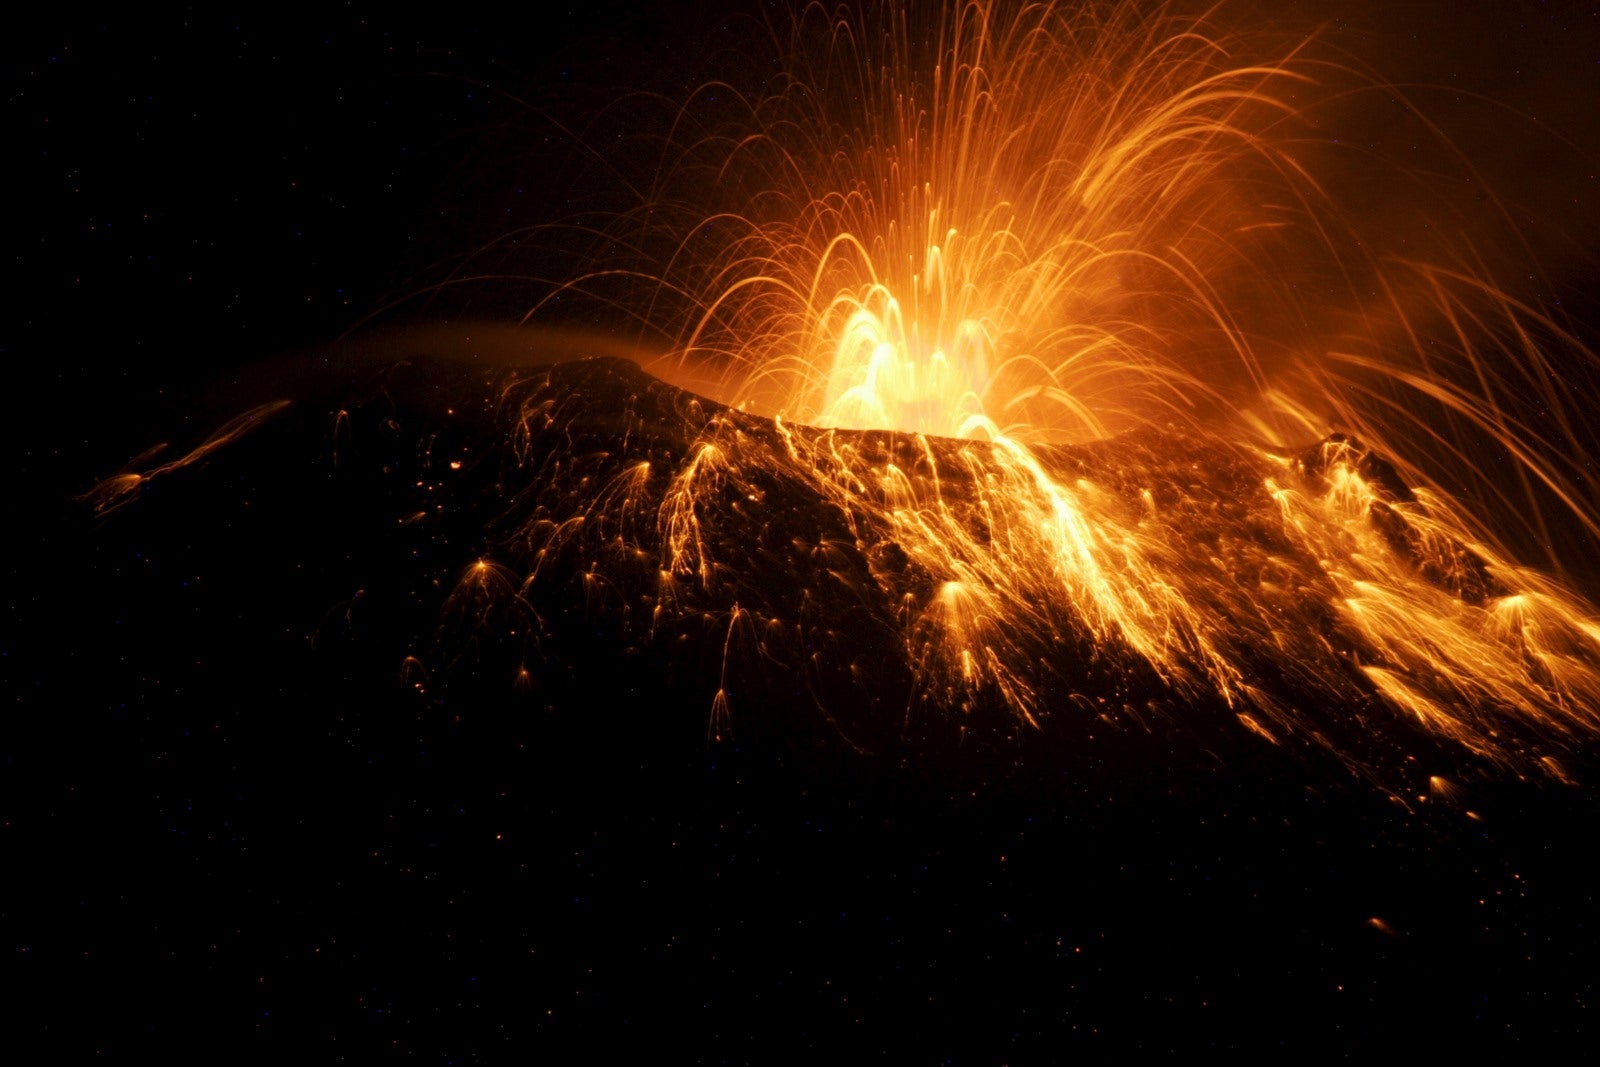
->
[507,1,1600,777]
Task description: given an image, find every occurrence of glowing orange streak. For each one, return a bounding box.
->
[1324,350,1600,548]
[84,400,291,516]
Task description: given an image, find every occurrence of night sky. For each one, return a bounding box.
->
[8,2,1600,1058]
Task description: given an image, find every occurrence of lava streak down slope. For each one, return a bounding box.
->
[72,352,1600,781]
[491,357,1599,782]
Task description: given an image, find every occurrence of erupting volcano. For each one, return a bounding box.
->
[376,0,1600,781]
[93,1,1600,780]
[24,0,1600,1056]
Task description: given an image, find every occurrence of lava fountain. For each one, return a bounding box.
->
[503,0,1600,776]
[104,1,1600,781]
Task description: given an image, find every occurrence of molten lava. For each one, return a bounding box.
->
[503,356,1598,778]
[99,2,1600,782]
[515,0,1600,776]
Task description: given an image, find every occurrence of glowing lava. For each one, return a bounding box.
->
[514,0,1600,776]
[99,2,1600,781]
[503,351,1599,780]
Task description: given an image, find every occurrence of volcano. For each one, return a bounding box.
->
[13,350,1598,1055]
[12,0,1600,1056]
[86,353,1600,777]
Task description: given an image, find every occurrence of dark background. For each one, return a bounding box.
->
[6,2,1600,1059]
[7,4,739,451]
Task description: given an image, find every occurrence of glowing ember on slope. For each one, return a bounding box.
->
[502,0,1600,775]
[493,357,1599,781]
